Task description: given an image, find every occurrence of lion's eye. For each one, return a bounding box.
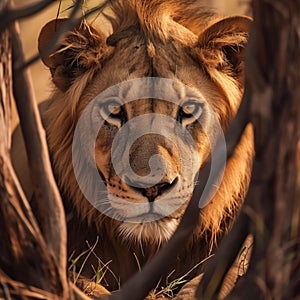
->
[96,99,126,127]
[179,101,203,121]
[106,102,122,116]
[100,99,123,120]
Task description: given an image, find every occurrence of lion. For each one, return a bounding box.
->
[13,0,254,295]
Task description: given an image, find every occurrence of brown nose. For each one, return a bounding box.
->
[126,133,180,201]
[129,134,180,177]
[127,177,178,202]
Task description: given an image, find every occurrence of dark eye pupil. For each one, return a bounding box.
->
[178,101,203,122]
[104,101,123,118]
[182,104,196,115]
[108,104,121,115]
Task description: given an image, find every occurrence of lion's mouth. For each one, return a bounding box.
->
[105,184,191,223]
[127,212,165,221]
[123,212,182,223]
[126,177,179,202]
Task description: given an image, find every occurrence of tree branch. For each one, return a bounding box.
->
[195,207,250,299]
[222,1,300,299]
[0,0,54,34]
[0,17,69,295]
[16,0,111,71]
[194,58,254,300]
[11,21,68,297]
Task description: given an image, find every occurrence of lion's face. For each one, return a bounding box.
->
[38,5,252,244]
[74,74,217,242]
[92,90,208,241]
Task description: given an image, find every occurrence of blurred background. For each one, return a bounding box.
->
[15,0,251,107]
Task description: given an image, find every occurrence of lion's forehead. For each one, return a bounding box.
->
[94,78,206,116]
[81,34,214,105]
[116,77,187,99]
[124,99,176,118]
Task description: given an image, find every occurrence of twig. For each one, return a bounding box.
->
[70,282,94,300]
[11,21,68,297]
[15,0,83,71]
[0,272,63,300]
[1,281,12,300]
[16,0,111,71]
[0,0,54,33]
[195,211,250,299]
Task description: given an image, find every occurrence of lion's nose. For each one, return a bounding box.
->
[126,177,178,202]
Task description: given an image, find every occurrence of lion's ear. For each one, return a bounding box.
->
[38,19,110,92]
[196,16,252,85]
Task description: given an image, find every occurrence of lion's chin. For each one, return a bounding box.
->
[117,218,179,245]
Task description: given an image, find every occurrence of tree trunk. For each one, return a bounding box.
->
[227,0,300,298]
[0,2,93,299]
[0,5,63,300]
[181,1,300,299]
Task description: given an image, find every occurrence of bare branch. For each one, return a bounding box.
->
[194,88,252,299]
[0,1,79,297]
[0,19,69,295]
[201,1,300,299]
[0,0,54,33]
[11,21,68,297]
[195,211,250,299]
[16,0,111,71]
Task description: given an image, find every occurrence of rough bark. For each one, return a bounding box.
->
[197,0,300,299]
[156,0,300,299]
[229,1,300,299]
[0,1,92,299]
[0,4,67,299]
[12,20,68,292]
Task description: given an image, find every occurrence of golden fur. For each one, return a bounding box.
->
[36,0,254,292]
